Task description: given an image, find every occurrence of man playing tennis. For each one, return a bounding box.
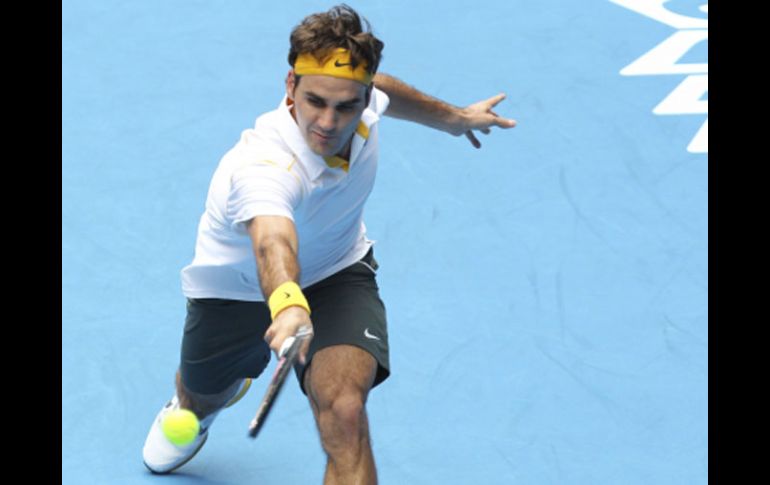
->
[143,4,516,483]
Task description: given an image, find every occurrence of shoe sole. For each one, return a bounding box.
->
[143,433,208,475]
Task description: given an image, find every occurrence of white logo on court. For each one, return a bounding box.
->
[364,328,381,341]
[610,1,708,153]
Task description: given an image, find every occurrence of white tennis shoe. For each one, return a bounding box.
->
[142,378,252,474]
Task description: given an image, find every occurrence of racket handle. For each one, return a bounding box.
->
[277,326,313,357]
[278,336,296,358]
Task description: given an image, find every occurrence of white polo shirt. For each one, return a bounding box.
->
[180,87,390,301]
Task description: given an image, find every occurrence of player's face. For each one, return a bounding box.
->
[287,71,370,158]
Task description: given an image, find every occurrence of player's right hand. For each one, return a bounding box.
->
[264,306,314,364]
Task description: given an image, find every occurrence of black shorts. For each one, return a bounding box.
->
[179,248,390,395]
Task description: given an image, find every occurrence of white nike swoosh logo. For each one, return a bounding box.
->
[364,328,381,341]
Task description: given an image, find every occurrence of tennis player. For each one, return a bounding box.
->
[143,4,516,483]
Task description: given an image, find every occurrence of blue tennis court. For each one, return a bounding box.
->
[62,1,708,483]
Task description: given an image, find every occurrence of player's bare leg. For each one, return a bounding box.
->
[175,370,242,421]
[305,345,378,485]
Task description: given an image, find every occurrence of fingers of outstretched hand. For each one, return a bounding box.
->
[465,130,481,149]
[486,93,506,108]
[483,96,517,129]
[466,107,516,131]
[495,117,517,129]
[487,109,517,129]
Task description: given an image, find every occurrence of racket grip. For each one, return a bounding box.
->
[277,326,312,357]
[278,336,296,358]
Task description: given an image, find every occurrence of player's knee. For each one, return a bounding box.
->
[317,392,367,448]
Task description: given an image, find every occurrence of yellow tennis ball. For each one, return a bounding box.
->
[162,409,200,446]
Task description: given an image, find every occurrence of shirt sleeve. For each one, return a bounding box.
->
[226,158,303,234]
[369,86,390,116]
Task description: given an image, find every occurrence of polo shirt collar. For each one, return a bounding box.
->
[277,96,378,180]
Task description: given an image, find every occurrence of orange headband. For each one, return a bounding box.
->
[293,48,373,85]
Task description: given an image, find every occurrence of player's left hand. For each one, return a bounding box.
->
[451,93,517,149]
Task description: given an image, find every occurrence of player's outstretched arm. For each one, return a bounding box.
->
[373,72,517,148]
[247,215,313,363]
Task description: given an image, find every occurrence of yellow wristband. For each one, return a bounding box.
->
[268,281,311,320]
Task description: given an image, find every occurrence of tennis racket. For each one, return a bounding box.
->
[247,326,312,438]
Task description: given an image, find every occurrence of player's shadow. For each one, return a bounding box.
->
[143,469,256,485]
[142,466,278,485]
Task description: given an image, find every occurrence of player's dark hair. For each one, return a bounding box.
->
[288,4,384,76]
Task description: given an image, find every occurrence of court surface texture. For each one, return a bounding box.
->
[63,1,708,483]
